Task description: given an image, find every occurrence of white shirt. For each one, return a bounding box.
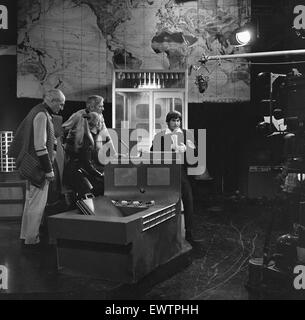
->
[164,127,195,151]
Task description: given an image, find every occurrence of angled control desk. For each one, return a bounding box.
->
[48,153,191,283]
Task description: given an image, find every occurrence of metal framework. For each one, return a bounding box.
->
[199,49,305,63]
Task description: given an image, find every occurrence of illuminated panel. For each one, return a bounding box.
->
[0,131,16,172]
[115,71,185,89]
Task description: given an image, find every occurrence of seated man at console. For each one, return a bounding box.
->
[151,111,200,245]
[63,111,104,199]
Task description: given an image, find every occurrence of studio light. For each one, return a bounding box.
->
[230,23,255,47]
[235,30,252,46]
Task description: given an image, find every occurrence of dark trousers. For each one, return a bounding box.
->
[181,170,194,236]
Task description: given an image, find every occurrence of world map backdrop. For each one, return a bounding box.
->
[17,0,251,103]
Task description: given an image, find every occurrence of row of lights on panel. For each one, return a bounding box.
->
[115,72,184,89]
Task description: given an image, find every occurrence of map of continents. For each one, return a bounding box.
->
[17,0,251,102]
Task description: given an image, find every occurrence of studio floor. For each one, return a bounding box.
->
[0,195,302,300]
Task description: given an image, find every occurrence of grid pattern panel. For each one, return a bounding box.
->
[0,131,16,172]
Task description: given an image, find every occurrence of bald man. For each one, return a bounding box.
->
[9,89,65,245]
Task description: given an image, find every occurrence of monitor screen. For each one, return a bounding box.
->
[114,168,137,186]
[147,167,170,186]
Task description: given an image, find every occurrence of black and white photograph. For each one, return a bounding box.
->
[0,0,305,303]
